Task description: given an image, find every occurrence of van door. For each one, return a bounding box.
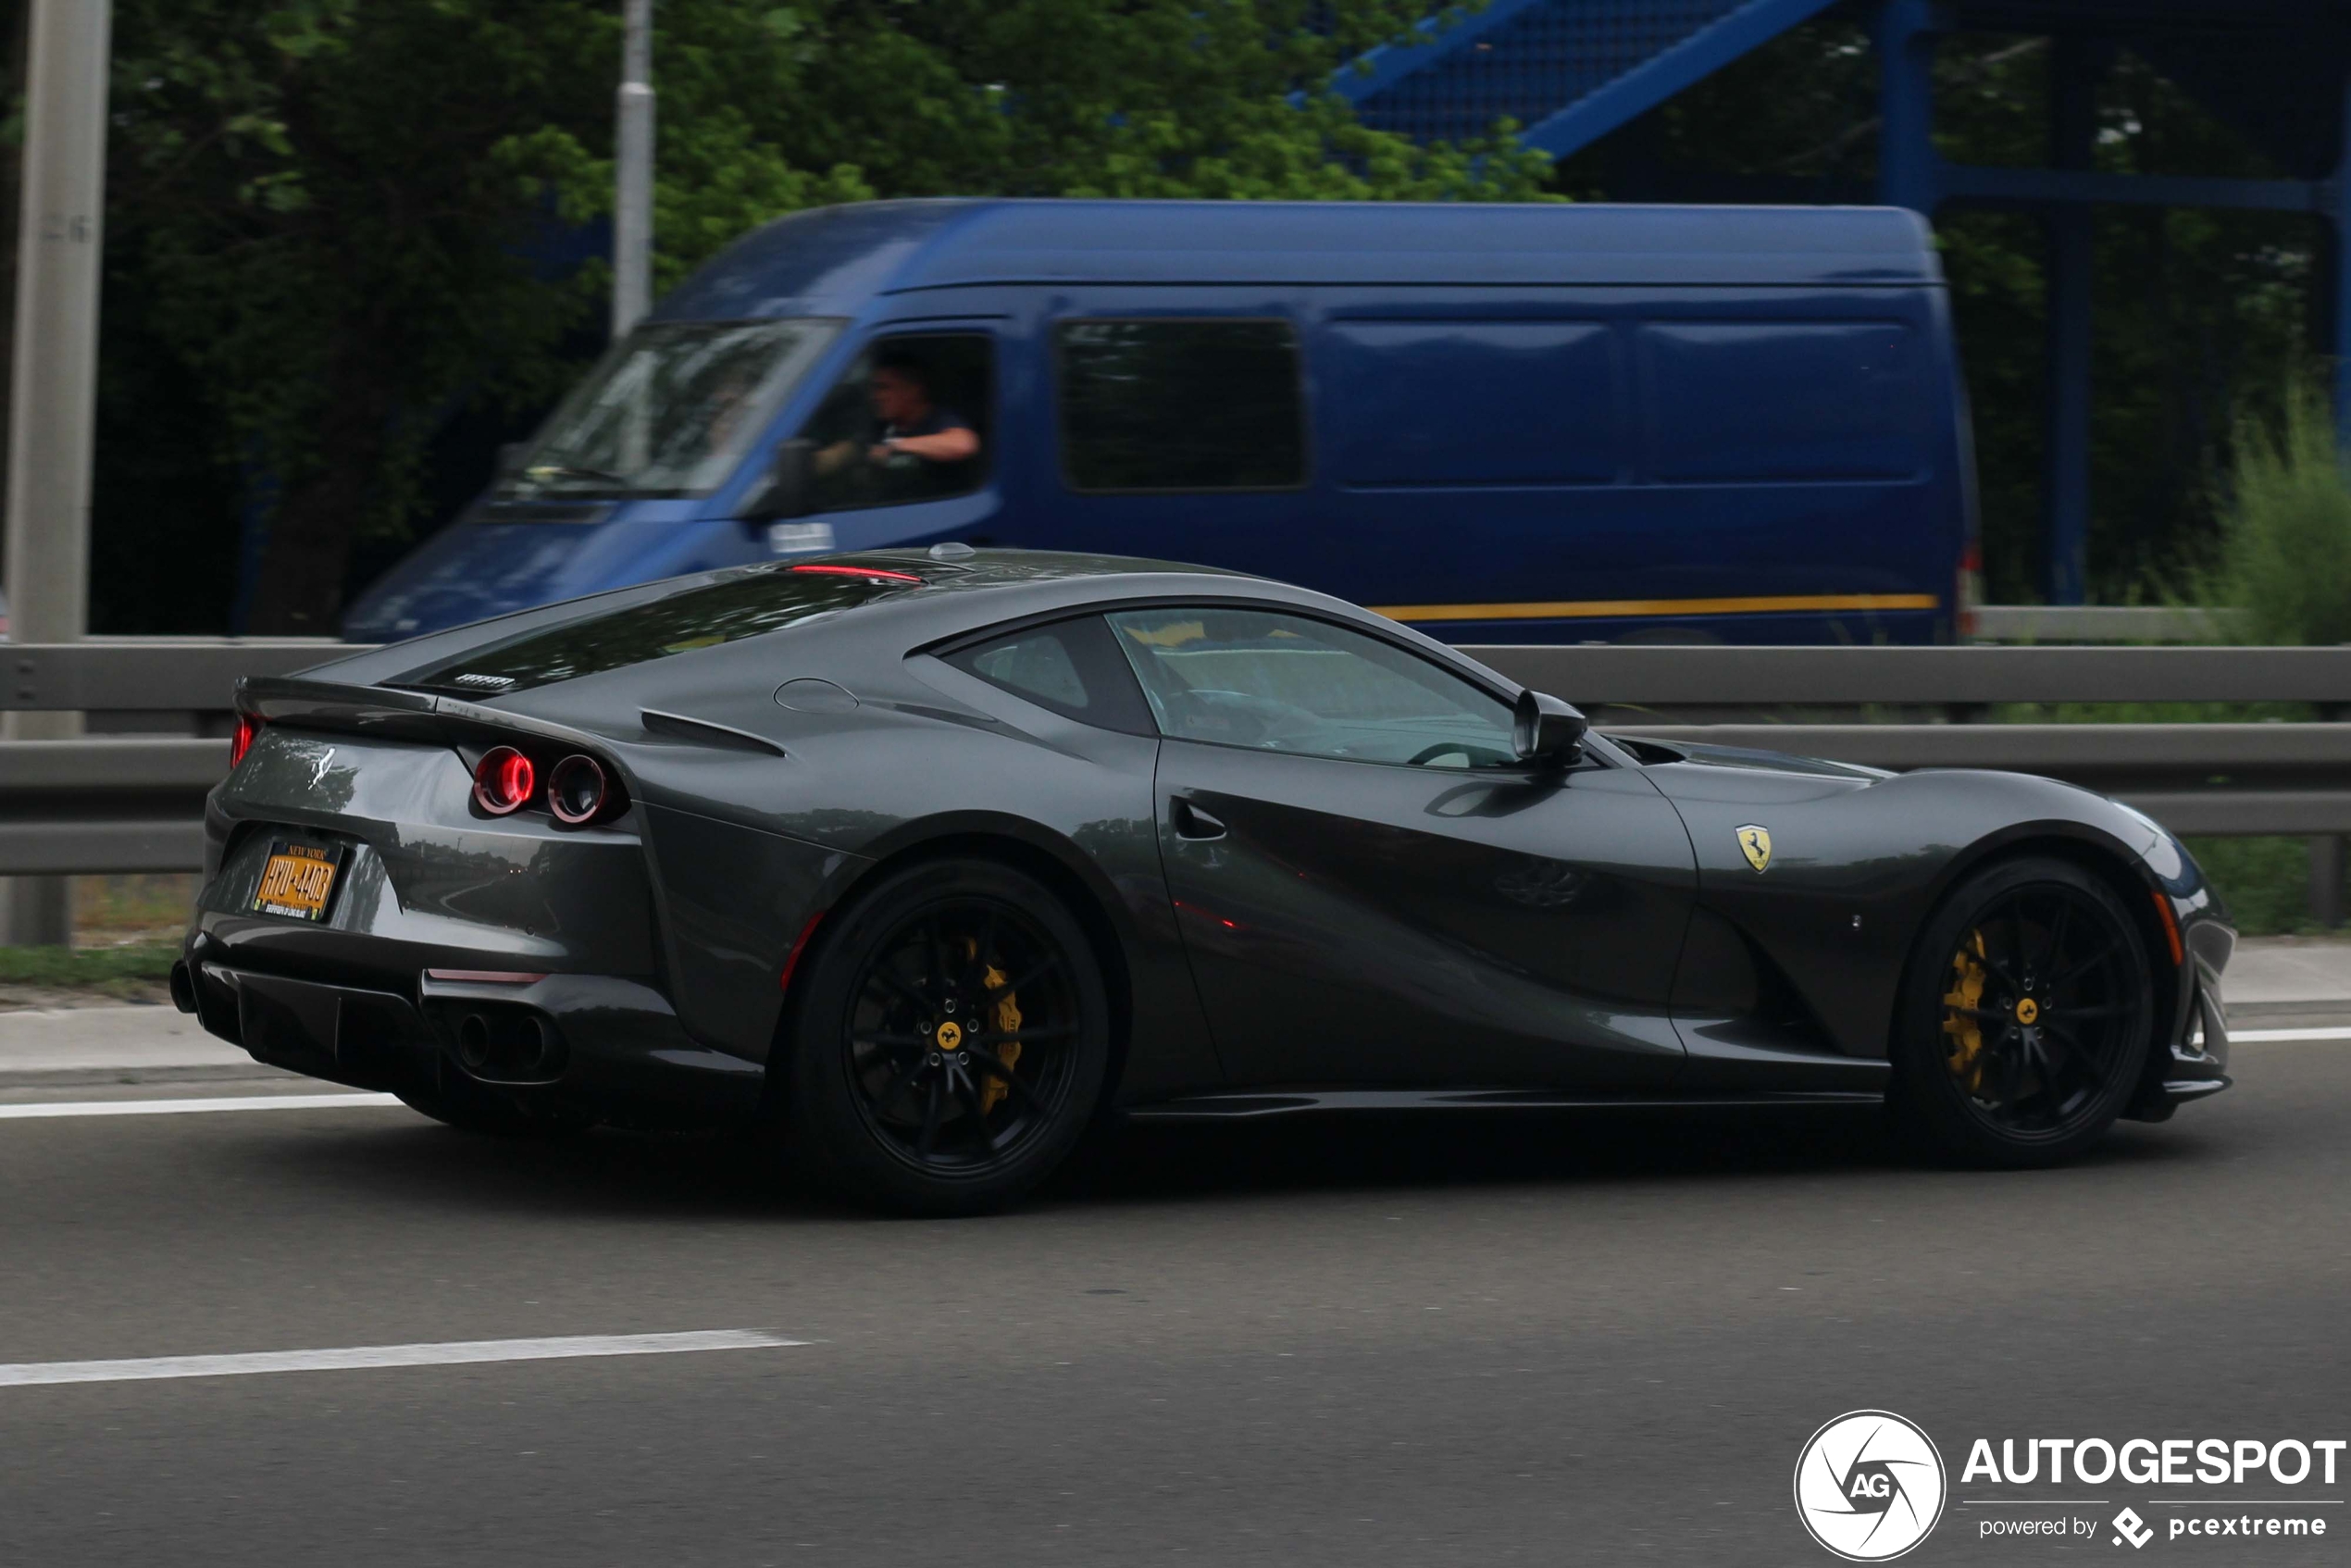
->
[1111,604,1694,1091]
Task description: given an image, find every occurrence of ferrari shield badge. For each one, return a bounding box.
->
[1736,825,1773,873]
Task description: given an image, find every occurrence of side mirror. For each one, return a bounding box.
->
[495,441,529,477]
[1512,689,1588,767]
[747,439,816,521]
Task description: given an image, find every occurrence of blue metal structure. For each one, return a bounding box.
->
[1338,0,2351,604]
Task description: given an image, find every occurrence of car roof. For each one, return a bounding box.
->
[653,198,1942,320]
[301,548,1455,694]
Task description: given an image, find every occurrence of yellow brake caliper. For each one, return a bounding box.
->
[1941,929,1989,1092]
[980,963,1021,1114]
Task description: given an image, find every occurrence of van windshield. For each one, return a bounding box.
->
[502,318,840,500]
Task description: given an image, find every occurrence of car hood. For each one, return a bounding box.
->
[1603,733,1892,782]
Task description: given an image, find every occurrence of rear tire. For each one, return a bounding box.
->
[782,857,1112,1215]
[1888,856,2155,1168]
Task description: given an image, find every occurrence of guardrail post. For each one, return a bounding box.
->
[2313,701,2351,929]
[2311,837,2345,931]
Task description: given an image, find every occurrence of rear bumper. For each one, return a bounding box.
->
[177,937,766,1129]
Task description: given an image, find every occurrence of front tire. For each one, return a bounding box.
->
[1889,856,2156,1168]
[782,858,1113,1215]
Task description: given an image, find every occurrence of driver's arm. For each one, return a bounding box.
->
[878,425,979,464]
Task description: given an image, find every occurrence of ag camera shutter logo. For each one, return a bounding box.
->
[1794,1410,1948,1561]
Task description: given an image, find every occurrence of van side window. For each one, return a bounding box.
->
[1055,320,1306,492]
[799,333,993,513]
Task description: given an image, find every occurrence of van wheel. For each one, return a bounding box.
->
[783,858,1111,1215]
[1888,856,2155,1167]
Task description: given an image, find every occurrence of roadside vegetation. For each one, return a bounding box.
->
[1990,383,2351,936]
[2196,377,2351,647]
[2181,380,2351,932]
[0,942,177,996]
[0,876,188,1002]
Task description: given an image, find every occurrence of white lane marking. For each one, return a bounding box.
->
[2230,1026,2351,1043]
[1,1024,2342,1121]
[0,1092,402,1120]
[0,1329,805,1388]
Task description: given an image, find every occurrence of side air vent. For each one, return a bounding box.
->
[640,709,788,756]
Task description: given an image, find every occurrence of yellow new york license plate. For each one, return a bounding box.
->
[251,841,343,921]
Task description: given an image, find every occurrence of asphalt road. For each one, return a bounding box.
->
[0,1037,2344,1567]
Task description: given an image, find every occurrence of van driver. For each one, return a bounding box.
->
[815,350,979,486]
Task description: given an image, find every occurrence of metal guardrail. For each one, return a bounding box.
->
[1968,604,2244,644]
[1472,644,2351,705]
[3,642,2349,914]
[0,738,220,875]
[2,638,347,715]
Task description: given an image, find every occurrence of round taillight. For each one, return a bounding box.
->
[546,754,608,825]
[229,714,263,769]
[473,746,536,815]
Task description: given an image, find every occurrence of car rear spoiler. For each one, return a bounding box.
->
[237,677,789,762]
[236,676,621,757]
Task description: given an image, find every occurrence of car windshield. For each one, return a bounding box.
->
[502,318,840,499]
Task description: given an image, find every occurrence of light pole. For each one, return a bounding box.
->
[612,0,654,340]
[2,0,114,947]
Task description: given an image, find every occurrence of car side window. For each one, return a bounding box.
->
[797,332,993,514]
[945,616,1157,737]
[1106,607,1519,767]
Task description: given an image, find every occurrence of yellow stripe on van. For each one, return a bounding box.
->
[1366,592,1941,624]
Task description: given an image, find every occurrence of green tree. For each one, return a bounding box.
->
[19,0,1550,633]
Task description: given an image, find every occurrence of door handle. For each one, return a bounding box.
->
[1172,799,1226,841]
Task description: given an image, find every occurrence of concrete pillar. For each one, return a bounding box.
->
[1,0,114,947]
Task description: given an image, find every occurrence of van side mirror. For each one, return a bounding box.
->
[1512,690,1588,767]
[748,439,816,521]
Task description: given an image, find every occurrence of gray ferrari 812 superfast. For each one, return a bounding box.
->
[179,550,2233,1213]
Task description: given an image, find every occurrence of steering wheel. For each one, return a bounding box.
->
[1164,689,1320,748]
[1407,742,1474,767]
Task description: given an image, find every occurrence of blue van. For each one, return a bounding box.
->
[346,199,1978,645]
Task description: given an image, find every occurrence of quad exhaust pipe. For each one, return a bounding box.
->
[445,1004,566,1082]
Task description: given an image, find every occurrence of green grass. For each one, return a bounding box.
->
[2194,377,2351,647]
[0,941,178,996]
[75,874,199,935]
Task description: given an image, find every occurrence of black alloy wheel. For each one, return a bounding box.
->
[1891,856,2156,1167]
[783,858,1111,1214]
